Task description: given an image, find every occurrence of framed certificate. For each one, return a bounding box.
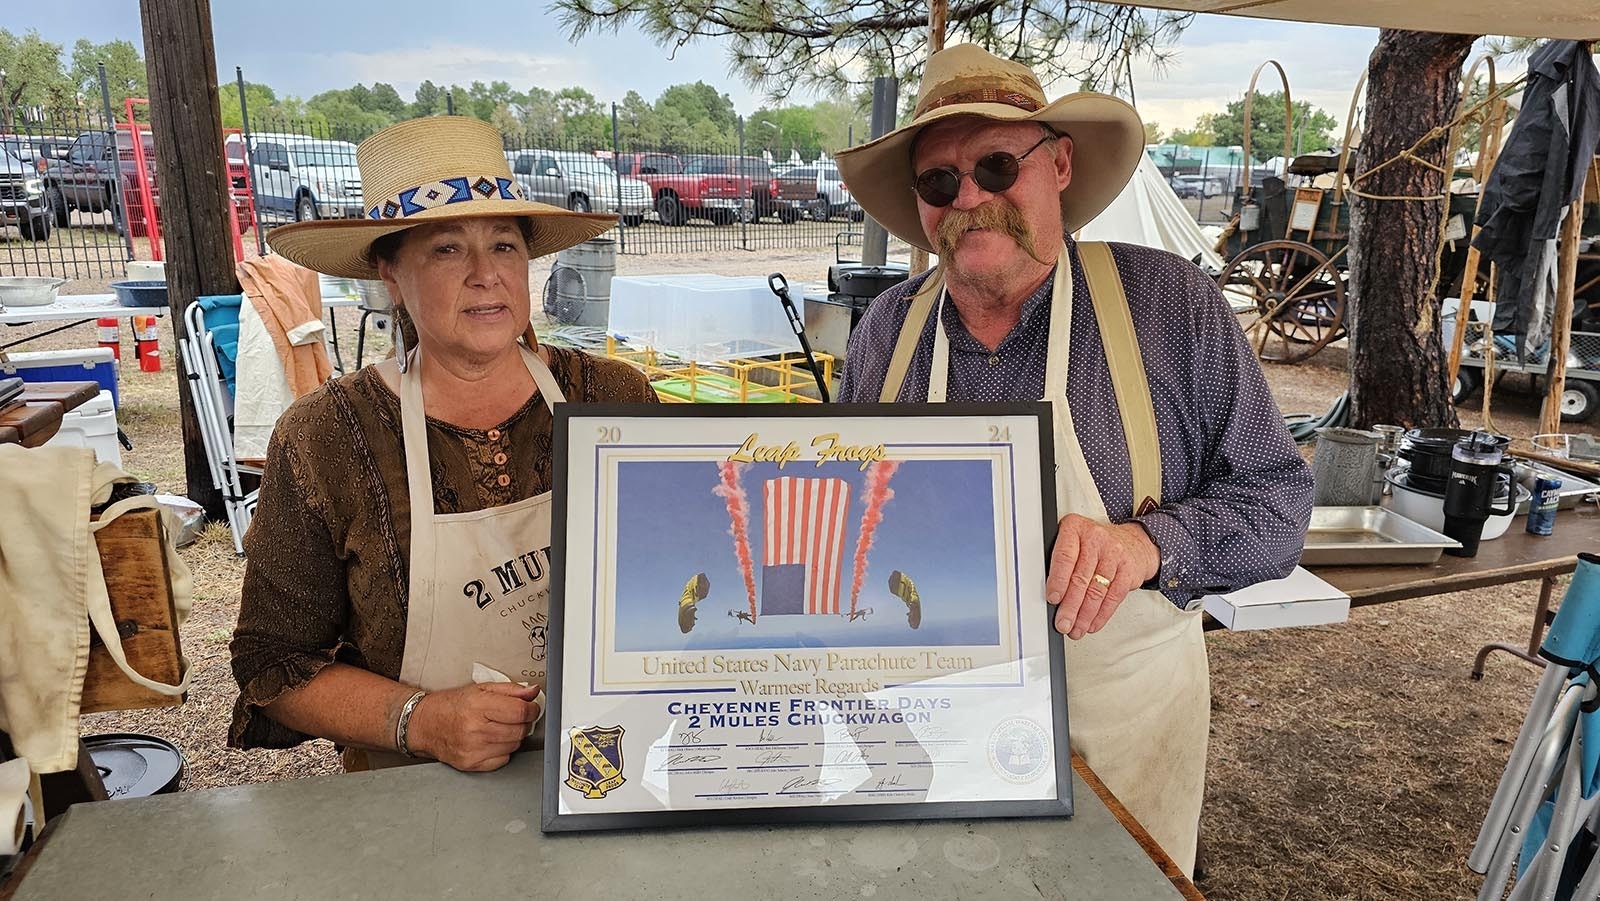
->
[542,403,1066,832]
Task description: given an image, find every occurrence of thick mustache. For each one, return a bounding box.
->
[932,201,1051,265]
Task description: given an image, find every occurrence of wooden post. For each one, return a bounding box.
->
[139,0,236,520]
[1446,96,1508,385]
[909,0,948,277]
[1540,195,1585,435]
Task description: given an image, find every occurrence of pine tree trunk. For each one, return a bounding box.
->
[1347,29,1477,429]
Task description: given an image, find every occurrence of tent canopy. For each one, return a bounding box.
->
[1076,152,1227,272]
[1114,1,1598,40]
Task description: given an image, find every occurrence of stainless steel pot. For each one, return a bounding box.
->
[0,276,67,308]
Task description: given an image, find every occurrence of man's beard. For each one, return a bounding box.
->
[931,200,1054,271]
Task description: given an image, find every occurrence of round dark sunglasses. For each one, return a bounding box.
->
[913,134,1055,207]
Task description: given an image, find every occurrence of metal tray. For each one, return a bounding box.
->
[1511,459,1600,514]
[1301,506,1461,566]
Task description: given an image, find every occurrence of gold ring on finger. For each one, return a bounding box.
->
[1091,573,1112,588]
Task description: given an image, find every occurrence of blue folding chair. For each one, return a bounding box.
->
[1473,554,1600,900]
[177,294,259,555]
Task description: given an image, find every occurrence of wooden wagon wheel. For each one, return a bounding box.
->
[1217,239,1348,364]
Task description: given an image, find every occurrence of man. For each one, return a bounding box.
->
[835,44,1313,875]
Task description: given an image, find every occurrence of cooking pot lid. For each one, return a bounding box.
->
[83,733,185,799]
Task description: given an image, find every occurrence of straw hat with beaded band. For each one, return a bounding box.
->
[834,44,1147,254]
[266,116,617,280]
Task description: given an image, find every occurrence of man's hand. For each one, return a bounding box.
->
[408,682,543,772]
[1046,514,1161,640]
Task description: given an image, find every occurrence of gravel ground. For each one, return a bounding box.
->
[8,239,1595,899]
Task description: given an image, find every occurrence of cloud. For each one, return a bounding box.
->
[320,45,597,96]
[1068,18,1381,135]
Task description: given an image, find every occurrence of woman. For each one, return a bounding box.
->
[229,117,657,772]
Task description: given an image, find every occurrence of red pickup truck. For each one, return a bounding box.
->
[610,152,751,227]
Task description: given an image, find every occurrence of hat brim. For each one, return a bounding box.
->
[266,202,618,280]
[835,93,1146,253]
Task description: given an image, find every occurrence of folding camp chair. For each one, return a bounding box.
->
[176,295,261,556]
[1473,554,1600,900]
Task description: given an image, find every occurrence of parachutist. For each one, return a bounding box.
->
[888,570,922,629]
[677,573,709,633]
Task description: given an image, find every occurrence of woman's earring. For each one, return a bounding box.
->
[394,315,409,373]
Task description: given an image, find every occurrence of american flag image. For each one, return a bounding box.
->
[761,477,851,616]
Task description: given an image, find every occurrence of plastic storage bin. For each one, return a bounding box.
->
[608,275,802,362]
[45,389,121,467]
[2,347,119,407]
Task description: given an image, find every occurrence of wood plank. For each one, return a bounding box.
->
[17,381,99,411]
[80,508,185,714]
[1072,752,1206,900]
[0,402,63,448]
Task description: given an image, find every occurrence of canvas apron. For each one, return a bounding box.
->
[358,345,562,770]
[881,244,1210,874]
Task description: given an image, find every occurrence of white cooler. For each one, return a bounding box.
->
[45,389,122,468]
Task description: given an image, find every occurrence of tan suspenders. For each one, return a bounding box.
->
[878,242,1162,512]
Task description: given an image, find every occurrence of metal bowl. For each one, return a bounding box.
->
[1385,469,1529,540]
[0,276,67,308]
[109,280,169,309]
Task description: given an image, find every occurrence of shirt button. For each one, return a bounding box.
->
[496,474,511,487]
[494,452,508,465]
[487,429,501,441]
[987,355,1000,367]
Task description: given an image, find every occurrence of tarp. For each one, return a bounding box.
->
[1076,153,1226,272]
[1113,1,1599,40]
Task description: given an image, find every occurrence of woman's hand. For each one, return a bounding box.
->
[408,682,543,772]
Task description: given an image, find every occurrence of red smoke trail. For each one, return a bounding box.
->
[713,462,758,622]
[849,460,901,613]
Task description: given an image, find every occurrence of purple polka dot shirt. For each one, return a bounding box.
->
[838,239,1314,607]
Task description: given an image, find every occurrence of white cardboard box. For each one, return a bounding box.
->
[1202,567,1350,631]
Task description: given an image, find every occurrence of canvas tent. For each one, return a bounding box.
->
[1076,152,1226,272]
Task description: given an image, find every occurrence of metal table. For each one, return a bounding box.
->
[0,292,362,360]
[5,753,1198,900]
[0,295,165,353]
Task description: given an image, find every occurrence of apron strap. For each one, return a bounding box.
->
[396,345,565,687]
[1077,242,1163,513]
[879,271,944,403]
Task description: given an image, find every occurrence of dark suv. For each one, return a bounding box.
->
[0,149,52,241]
[46,129,250,235]
[681,155,777,221]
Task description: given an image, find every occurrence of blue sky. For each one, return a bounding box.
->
[13,3,1400,132]
[609,458,1007,652]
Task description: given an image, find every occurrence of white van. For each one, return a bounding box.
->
[226,133,364,222]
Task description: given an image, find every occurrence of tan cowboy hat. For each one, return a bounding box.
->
[267,116,616,279]
[835,44,1146,254]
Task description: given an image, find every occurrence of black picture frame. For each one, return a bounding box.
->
[542,402,1063,833]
